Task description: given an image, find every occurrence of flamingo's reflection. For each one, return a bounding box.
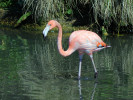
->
[78,80,97,100]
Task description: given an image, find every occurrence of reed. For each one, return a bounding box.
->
[22,0,65,22]
[91,0,133,27]
[22,0,133,31]
[22,0,89,22]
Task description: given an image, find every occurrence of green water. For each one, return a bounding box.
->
[0,29,133,100]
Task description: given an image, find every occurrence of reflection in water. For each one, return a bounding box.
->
[78,80,97,100]
[90,82,97,100]
[78,80,82,100]
[0,29,133,100]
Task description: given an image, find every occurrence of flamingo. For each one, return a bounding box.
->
[43,20,110,79]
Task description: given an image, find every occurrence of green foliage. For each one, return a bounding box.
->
[1,0,133,33]
[0,0,12,8]
[22,0,88,22]
[66,9,72,15]
[15,12,31,27]
[102,26,108,36]
[22,0,64,22]
[92,0,133,27]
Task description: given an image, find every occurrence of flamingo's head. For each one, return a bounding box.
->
[43,20,57,37]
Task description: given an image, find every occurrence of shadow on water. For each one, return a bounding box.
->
[0,28,133,100]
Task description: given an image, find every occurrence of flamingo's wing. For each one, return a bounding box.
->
[69,30,107,52]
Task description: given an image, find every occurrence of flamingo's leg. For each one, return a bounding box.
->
[78,54,83,79]
[90,54,98,78]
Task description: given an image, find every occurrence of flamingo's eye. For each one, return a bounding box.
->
[49,24,52,26]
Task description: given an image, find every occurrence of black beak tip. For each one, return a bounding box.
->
[42,34,46,39]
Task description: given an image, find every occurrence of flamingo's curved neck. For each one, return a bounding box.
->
[56,22,74,57]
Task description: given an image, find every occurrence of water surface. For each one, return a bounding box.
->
[0,28,133,100]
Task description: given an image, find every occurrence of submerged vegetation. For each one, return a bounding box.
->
[0,0,133,34]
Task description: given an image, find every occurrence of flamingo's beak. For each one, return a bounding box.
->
[43,24,50,37]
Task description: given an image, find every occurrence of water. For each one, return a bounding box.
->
[0,28,133,100]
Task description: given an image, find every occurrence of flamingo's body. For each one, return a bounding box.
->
[68,30,107,54]
[43,20,110,79]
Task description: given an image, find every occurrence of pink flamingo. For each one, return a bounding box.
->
[43,20,110,79]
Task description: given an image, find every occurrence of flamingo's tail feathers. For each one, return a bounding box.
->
[97,42,107,48]
[96,42,111,48]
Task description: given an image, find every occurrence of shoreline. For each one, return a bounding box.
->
[0,17,97,35]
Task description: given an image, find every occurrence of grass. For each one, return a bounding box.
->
[21,0,133,35]
[1,0,133,35]
[92,0,133,27]
[22,0,133,26]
